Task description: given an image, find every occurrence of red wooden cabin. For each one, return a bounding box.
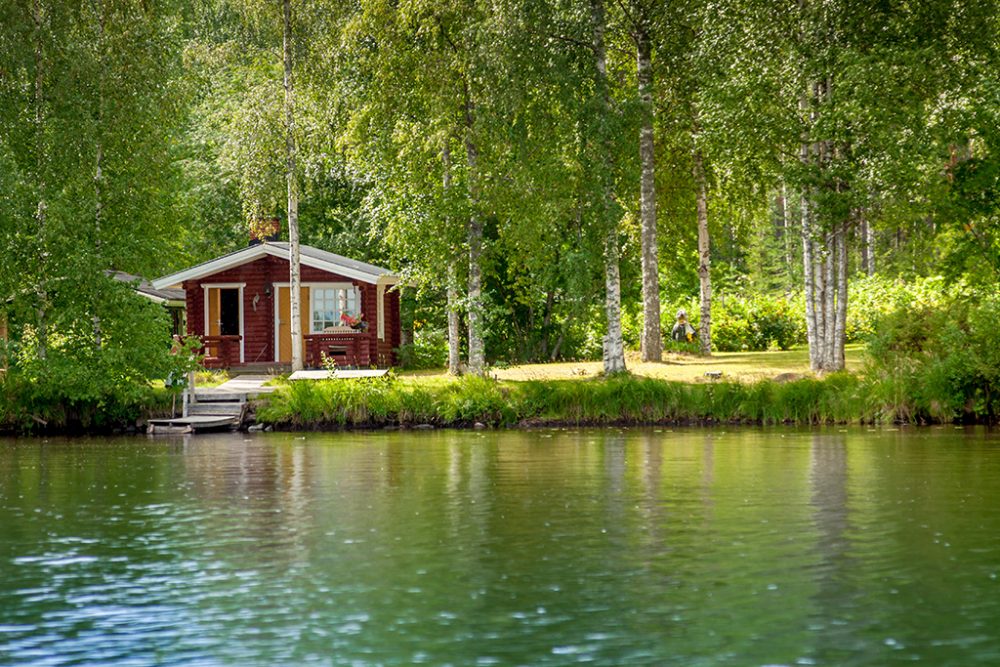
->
[153,242,400,369]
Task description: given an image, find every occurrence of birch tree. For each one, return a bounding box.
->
[618,0,663,362]
[282,0,303,371]
[339,0,491,374]
[591,0,627,374]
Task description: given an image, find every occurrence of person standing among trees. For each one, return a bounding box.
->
[672,309,696,343]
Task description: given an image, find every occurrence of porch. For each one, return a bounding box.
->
[198,331,384,369]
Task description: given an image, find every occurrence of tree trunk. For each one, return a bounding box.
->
[93,123,103,348]
[33,0,48,361]
[802,208,818,370]
[860,211,874,276]
[442,142,461,375]
[800,95,819,371]
[592,0,626,375]
[463,82,485,376]
[636,20,661,362]
[399,286,413,348]
[834,221,848,370]
[822,230,835,368]
[603,232,627,373]
[782,182,795,294]
[693,145,712,356]
[447,264,461,375]
[283,0,302,371]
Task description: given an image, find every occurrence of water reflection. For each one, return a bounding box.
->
[1,428,1000,665]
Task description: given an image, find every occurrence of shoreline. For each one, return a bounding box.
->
[2,372,995,436]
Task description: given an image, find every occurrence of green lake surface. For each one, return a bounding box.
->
[2,427,1000,666]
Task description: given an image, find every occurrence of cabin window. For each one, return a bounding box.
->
[311,287,358,332]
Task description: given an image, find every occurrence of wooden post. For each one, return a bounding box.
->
[183,370,195,418]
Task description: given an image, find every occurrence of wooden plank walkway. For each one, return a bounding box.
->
[204,374,276,396]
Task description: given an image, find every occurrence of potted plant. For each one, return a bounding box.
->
[340,312,368,331]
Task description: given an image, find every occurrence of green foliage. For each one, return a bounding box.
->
[396,327,449,370]
[437,376,517,425]
[846,275,953,343]
[699,295,804,352]
[863,289,1000,423]
[256,374,515,427]
[0,282,196,433]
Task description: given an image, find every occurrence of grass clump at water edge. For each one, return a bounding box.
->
[255,372,889,429]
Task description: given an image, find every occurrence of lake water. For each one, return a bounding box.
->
[1,428,1000,666]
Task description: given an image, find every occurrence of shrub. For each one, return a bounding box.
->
[863,287,1000,423]
[436,375,517,425]
[396,327,448,370]
[709,295,804,352]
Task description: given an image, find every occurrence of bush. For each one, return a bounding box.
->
[863,288,1000,422]
[0,357,173,432]
[846,275,953,343]
[396,327,449,370]
[709,295,804,352]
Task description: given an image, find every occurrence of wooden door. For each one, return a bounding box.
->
[277,286,310,363]
[207,288,220,336]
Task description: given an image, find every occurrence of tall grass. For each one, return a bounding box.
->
[255,370,971,430]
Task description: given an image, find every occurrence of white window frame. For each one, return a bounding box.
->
[310,286,358,333]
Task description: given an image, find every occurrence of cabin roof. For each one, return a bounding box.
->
[109,271,186,305]
[151,242,397,290]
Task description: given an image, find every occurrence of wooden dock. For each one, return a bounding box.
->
[147,374,275,435]
[147,414,240,434]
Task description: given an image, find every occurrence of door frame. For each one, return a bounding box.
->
[202,282,245,364]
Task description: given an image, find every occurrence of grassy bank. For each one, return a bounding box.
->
[0,381,175,434]
[254,370,987,429]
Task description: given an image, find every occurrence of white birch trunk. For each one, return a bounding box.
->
[442,143,461,375]
[636,21,661,362]
[603,232,627,374]
[834,221,848,370]
[693,146,712,356]
[822,231,835,369]
[463,85,485,376]
[861,212,875,276]
[284,0,303,371]
[810,244,826,371]
[447,265,461,375]
[592,0,626,374]
[800,97,818,371]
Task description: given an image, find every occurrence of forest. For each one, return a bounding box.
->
[1,0,999,426]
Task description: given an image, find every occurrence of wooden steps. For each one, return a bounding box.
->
[147,373,273,435]
[187,402,244,417]
[149,390,246,435]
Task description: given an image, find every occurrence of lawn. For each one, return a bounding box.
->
[399,345,866,384]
